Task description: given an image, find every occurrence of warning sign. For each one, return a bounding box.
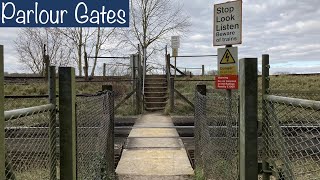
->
[218,47,238,76]
[220,49,236,64]
[215,75,238,90]
[171,36,180,49]
[213,0,242,46]
[172,48,178,57]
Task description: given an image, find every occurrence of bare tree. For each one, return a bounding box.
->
[90,27,115,76]
[58,28,89,76]
[15,28,72,74]
[124,0,190,66]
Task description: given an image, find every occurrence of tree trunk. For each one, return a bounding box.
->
[91,27,101,77]
[78,28,83,76]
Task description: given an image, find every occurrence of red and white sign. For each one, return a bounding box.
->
[215,75,238,89]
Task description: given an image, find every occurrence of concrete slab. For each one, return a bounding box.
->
[116,113,194,179]
[116,149,193,176]
[126,138,184,148]
[129,128,179,137]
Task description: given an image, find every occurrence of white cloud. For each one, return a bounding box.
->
[0,0,320,74]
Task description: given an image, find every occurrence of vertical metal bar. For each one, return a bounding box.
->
[131,55,136,109]
[104,86,114,178]
[84,52,88,81]
[137,54,142,114]
[202,65,205,76]
[174,57,177,78]
[261,54,271,180]
[49,66,57,180]
[166,54,171,83]
[0,45,5,180]
[142,48,146,96]
[170,77,175,112]
[226,89,233,162]
[59,67,77,180]
[239,58,258,180]
[103,63,106,78]
[44,55,50,81]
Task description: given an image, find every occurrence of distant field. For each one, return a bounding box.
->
[4,80,135,115]
[172,74,320,115]
[3,74,320,115]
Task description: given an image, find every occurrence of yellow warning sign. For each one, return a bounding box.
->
[220,49,236,64]
[220,66,237,75]
[217,47,238,76]
[172,48,178,57]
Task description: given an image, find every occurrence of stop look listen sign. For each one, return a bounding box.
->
[213,0,242,46]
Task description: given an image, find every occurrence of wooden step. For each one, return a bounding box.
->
[145,82,167,86]
[144,92,167,97]
[145,97,168,102]
[145,78,167,83]
[145,87,167,93]
[145,101,167,108]
[145,107,166,111]
[146,75,166,78]
[145,101,167,104]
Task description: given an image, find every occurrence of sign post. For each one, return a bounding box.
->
[171,36,180,77]
[214,0,242,90]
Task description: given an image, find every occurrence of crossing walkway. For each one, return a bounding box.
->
[116,113,194,179]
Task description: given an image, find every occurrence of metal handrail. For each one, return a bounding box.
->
[264,95,320,110]
[4,104,56,121]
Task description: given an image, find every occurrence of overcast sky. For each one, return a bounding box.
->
[0,0,320,74]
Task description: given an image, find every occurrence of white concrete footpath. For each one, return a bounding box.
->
[116,113,194,180]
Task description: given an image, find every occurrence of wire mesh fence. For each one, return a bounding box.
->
[261,95,320,180]
[4,105,57,180]
[194,90,239,180]
[4,97,48,111]
[76,91,115,180]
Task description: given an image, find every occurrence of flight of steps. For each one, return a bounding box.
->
[144,75,168,111]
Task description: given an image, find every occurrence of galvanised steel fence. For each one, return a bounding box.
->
[77,91,115,180]
[4,104,57,180]
[194,55,320,180]
[1,65,115,180]
[260,55,320,180]
[194,88,239,180]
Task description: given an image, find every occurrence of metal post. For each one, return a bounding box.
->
[49,66,57,180]
[261,54,271,180]
[59,67,76,180]
[103,63,106,78]
[84,52,88,81]
[131,55,136,109]
[0,45,5,180]
[44,55,50,81]
[105,86,114,178]
[170,77,175,112]
[239,58,258,180]
[202,65,205,76]
[166,54,171,84]
[174,57,177,78]
[137,54,142,114]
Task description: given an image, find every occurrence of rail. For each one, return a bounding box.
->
[264,95,320,110]
[4,103,55,121]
